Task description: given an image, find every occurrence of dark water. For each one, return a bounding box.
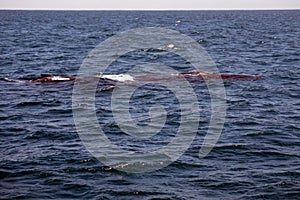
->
[1,10,300,199]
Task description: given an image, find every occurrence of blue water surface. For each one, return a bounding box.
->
[0,10,299,199]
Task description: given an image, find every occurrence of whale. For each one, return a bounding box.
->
[3,72,262,92]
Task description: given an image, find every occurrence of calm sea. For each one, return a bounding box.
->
[0,10,299,199]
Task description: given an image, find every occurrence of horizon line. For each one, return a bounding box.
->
[1,8,299,11]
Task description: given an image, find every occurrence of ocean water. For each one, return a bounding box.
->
[0,10,300,199]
